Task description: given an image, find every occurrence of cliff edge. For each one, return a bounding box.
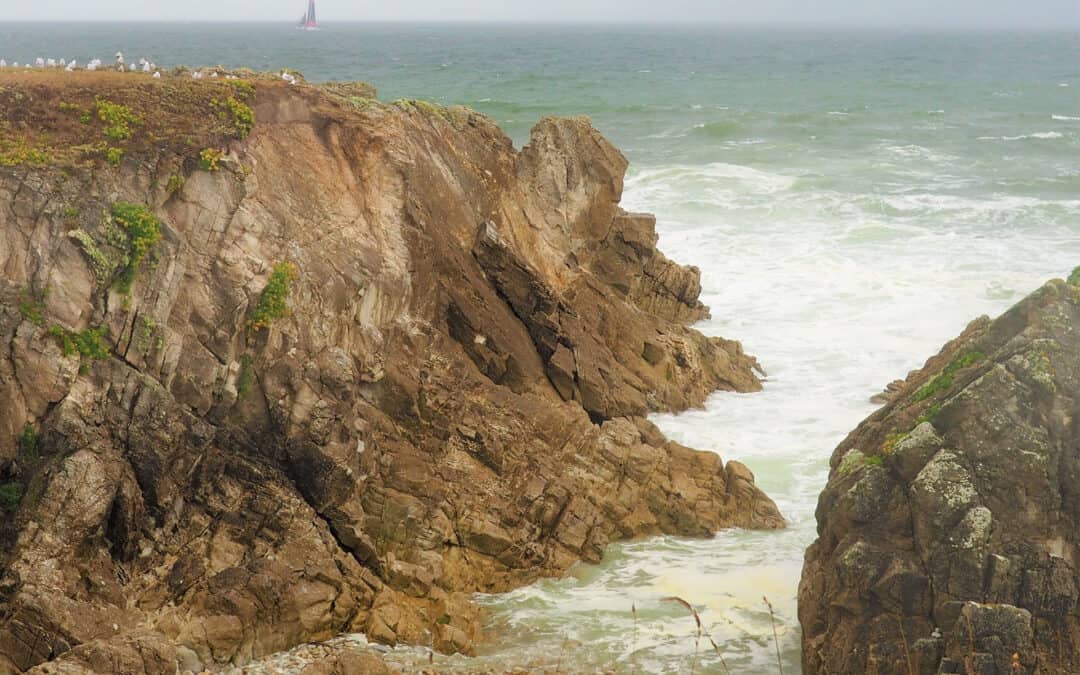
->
[0,72,782,673]
[800,272,1080,674]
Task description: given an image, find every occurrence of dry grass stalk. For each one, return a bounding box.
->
[763,596,784,675]
[897,615,915,675]
[662,596,702,675]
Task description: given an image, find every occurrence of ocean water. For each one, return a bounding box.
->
[5,23,1080,673]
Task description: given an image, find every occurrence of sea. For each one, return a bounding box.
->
[3,22,1080,674]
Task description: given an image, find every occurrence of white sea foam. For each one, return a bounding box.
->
[979,131,1065,141]
[1052,114,1080,121]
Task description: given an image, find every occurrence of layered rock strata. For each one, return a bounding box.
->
[0,72,781,673]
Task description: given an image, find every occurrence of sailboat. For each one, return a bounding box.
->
[297,0,318,30]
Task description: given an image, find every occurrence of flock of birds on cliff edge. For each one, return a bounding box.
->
[0,52,301,84]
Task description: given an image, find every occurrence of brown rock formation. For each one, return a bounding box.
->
[800,274,1080,674]
[0,72,782,673]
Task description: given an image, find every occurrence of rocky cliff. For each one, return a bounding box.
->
[0,72,782,673]
[800,272,1080,674]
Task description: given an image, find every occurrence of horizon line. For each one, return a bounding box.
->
[1,19,1078,31]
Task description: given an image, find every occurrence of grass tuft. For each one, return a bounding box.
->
[110,202,162,295]
[914,351,986,402]
[248,262,298,332]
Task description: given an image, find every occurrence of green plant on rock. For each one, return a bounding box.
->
[0,138,49,166]
[913,351,987,403]
[200,148,224,171]
[58,101,80,114]
[48,325,110,374]
[166,174,185,194]
[106,147,124,167]
[134,315,162,356]
[110,202,162,295]
[236,353,255,399]
[18,288,47,326]
[79,110,93,125]
[17,423,39,460]
[248,262,298,331]
[1069,266,1080,286]
[0,481,22,512]
[95,98,140,141]
[228,80,256,99]
[212,96,255,139]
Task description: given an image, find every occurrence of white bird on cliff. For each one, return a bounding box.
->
[46,58,56,67]
[0,60,6,68]
[35,57,45,67]
[65,60,76,72]
[153,71,161,79]
[281,71,296,85]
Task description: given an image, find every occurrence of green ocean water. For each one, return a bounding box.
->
[4,23,1080,673]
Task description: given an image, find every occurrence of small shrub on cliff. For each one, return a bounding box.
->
[212,96,255,139]
[58,101,80,114]
[111,202,163,295]
[166,174,185,194]
[18,288,47,326]
[95,98,140,141]
[914,351,987,402]
[248,262,298,332]
[228,80,256,99]
[1069,266,1080,286]
[105,147,124,167]
[236,353,255,399]
[49,325,110,373]
[0,481,22,512]
[17,423,39,460]
[0,139,49,166]
[200,148,224,171]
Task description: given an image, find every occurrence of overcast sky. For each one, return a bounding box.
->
[5,0,1080,28]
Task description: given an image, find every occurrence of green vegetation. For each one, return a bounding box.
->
[236,353,255,399]
[1069,266,1080,286]
[914,351,987,402]
[916,403,942,427]
[48,325,109,374]
[0,481,22,512]
[200,147,224,171]
[17,423,39,460]
[110,202,162,295]
[105,147,124,167]
[95,98,140,141]
[18,288,47,326]
[134,315,162,356]
[62,206,79,221]
[212,96,255,139]
[79,110,93,125]
[248,262,298,331]
[865,455,885,468]
[166,174,185,194]
[58,101,80,114]
[882,430,908,456]
[228,80,256,99]
[0,139,49,166]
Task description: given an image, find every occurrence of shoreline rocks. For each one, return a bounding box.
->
[799,272,1080,674]
[0,72,781,672]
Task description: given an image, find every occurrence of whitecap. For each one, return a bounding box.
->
[1052,114,1080,121]
[979,132,1064,141]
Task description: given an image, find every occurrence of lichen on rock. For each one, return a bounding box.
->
[800,274,1080,675]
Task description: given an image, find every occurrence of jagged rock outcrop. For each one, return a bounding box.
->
[800,273,1080,674]
[0,72,782,673]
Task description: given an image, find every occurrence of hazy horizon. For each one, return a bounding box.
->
[2,0,1078,30]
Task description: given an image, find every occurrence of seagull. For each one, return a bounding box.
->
[35,57,45,67]
[153,71,161,79]
[46,58,56,67]
[142,61,151,73]
[0,60,6,68]
[281,72,296,84]
[210,72,218,78]
[65,60,76,72]
[115,51,124,64]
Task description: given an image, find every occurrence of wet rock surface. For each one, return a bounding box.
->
[0,72,781,672]
[799,274,1080,674]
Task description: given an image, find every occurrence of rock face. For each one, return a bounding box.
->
[800,274,1080,674]
[0,72,782,673]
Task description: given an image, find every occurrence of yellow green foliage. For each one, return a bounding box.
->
[248,262,298,331]
[110,202,162,295]
[95,98,140,141]
[106,147,124,166]
[914,351,987,402]
[200,148,224,171]
[212,96,255,139]
[49,325,110,374]
[0,139,49,166]
[166,174,185,193]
